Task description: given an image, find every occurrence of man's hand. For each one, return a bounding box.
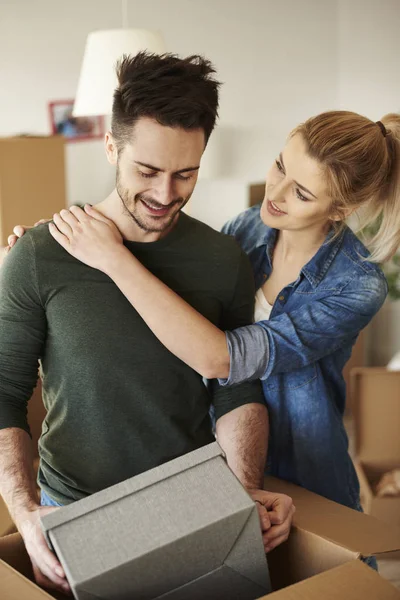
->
[247,488,295,553]
[5,220,49,254]
[16,505,71,595]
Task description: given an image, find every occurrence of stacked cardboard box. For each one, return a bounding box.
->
[351,368,400,526]
[0,135,66,246]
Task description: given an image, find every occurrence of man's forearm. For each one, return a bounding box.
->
[215,403,269,490]
[0,428,39,527]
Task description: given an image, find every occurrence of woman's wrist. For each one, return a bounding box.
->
[102,245,134,279]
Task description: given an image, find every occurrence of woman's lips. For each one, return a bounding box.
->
[267,200,287,217]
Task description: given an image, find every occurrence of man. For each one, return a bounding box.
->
[1,52,294,595]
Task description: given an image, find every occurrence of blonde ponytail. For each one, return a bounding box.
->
[356,114,400,263]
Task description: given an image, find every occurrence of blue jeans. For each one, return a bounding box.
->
[363,555,378,571]
[40,489,64,507]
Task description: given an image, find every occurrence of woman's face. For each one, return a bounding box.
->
[260,133,336,233]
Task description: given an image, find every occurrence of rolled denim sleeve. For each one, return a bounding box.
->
[211,250,265,417]
[219,273,387,386]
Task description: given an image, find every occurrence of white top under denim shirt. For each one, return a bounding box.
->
[220,204,387,516]
[254,288,273,322]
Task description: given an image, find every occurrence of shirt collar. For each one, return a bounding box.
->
[256,225,347,288]
[301,227,347,286]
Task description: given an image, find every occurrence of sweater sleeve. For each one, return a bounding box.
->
[0,234,46,435]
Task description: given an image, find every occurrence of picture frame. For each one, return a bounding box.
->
[48,100,104,142]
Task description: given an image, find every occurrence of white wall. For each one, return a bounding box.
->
[337,0,400,119]
[0,0,338,209]
[336,0,400,363]
[0,0,399,216]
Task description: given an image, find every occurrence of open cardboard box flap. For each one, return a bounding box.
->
[265,560,400,599]
[350,368,400,465]
[1,536,400,600]
[0,559,55,600]
[264,475,400,557]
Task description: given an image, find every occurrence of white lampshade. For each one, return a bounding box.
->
[73,29,166,117]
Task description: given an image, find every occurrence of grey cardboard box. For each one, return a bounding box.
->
[41,442,271,600]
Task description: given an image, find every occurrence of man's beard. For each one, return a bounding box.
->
[116,167,190,234]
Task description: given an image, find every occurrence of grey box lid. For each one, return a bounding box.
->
[42,442,271,599]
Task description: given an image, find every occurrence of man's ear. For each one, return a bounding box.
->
[105,132,118,165]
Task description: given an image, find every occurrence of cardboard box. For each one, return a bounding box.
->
[0,135,66,245]
[41,442,272,600]
[264,475,400,590]
[266,560,400,599]
[1,476,400,599]
[0,499,14,538]
[351,367,400,526]
[343,328,366,415]
[1,557,399,600]
[0,560,55,600]
[0,537,67,600]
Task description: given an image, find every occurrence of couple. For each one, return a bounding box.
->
[1,51,398,594]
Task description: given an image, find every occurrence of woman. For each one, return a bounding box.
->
[16,111,400,532]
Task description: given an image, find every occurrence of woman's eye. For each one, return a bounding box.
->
[295,188,309,202]
[275,159,284,174]
[139,171,156,179]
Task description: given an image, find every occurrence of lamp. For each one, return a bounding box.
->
[73,29,166,117]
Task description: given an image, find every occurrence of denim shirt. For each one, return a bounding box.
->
[220,204,388,509]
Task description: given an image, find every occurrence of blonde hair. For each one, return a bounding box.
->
[292,111,400,263]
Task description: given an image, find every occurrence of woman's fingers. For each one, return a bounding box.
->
[58,209,80,229]
[7,234,18,247]
[84,204,115,225]
[49,222,69,250]
[69,205,91,223]
[53,212,73,238]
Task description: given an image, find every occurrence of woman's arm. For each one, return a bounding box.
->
[49,205,231,378]
[107,245,231,378]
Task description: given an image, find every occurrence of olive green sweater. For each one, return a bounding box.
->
[0,213,264,505]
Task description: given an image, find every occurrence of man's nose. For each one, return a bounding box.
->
[153,177,174,205]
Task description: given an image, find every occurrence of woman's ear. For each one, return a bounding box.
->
[330,206,356,222]
[105,132,118,165]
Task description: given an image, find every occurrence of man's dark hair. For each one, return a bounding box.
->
[111,51,221,149]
